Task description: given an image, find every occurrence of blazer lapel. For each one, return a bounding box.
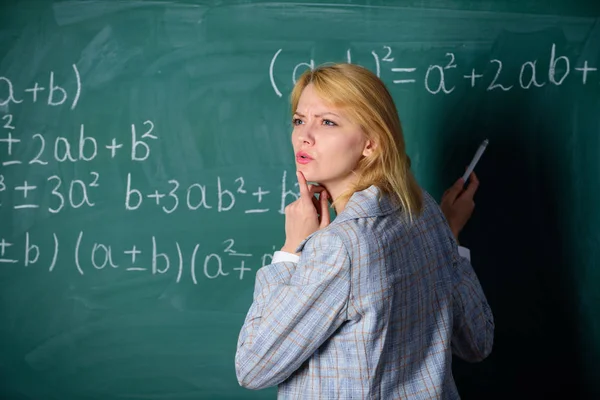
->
[295,186,401,252]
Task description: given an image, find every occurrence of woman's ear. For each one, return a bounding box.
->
[362,139,376,157]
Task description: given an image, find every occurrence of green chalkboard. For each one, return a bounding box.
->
[1,1,599,399]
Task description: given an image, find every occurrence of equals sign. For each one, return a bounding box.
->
[391,68,417,84]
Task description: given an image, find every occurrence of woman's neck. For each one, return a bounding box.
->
[324,186,352,214]
[321,175,358,215]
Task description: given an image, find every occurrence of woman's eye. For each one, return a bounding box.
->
[293,118,303,125]
[323,119,337,126]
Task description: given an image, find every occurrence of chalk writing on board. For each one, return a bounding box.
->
[0,174,4,206]
[14,180,40,210]
[0,120,156,166]
[125,170,299,215]
[0,232,274,282]
[0,123,162,213]
[0,173,100,212]
[0,64,81,110]
[269,43,596,97]
[0,61,306,285]
[47,173,100,213]
[0,125,299,215]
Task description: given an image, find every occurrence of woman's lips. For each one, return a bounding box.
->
[296,151,313,164]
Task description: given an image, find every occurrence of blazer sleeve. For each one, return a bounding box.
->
[235,230,351,390]
[450,243,495,362]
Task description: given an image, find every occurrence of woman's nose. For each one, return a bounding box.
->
[297,122,315,145]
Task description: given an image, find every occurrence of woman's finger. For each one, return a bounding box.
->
[311,196,320,213]
[296,171,312,204]
[308,185,326,195]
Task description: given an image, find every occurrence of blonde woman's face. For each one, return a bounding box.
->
[291,83,374,196]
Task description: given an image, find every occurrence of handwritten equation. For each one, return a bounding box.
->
[0,73,301,215]
[0,232,275,282]
[0,156,299,215]
[0,64,81,109]
[125,170,299,215]
[0,118,162,213]
[269,43,596,96]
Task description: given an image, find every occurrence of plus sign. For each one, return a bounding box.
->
[234,260,252,280]
[575,61,597,85]
[0,132,21,155]
[24,82,46,103]
[463,69,484,87]
[105,139,123,158]
[147,190,164,205]
[124,245,141,263]
[14,181,36,198]
[0,238,12,256]
[253,187,270,203]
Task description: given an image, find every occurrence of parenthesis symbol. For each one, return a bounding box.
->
[270,49,283,98]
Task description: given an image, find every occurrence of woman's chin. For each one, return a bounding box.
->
[296,167,313,180]
[308,178,327,185]
[299,172,319,183]
[296,167,328,185]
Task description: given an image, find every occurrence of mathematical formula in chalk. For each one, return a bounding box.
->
[269,43,596,97]
[0,166,300,215]
[0,97,301,215]
[0,64,81,110]
[0,233,276,282]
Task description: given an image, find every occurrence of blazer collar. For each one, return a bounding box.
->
[295,185,401,252]
[334,185,400,224]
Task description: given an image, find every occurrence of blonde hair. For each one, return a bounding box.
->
[291,63,423,219]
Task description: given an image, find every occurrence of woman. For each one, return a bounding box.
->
[235,63,494,399]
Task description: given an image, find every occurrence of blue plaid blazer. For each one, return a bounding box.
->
[236,185,494,399]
